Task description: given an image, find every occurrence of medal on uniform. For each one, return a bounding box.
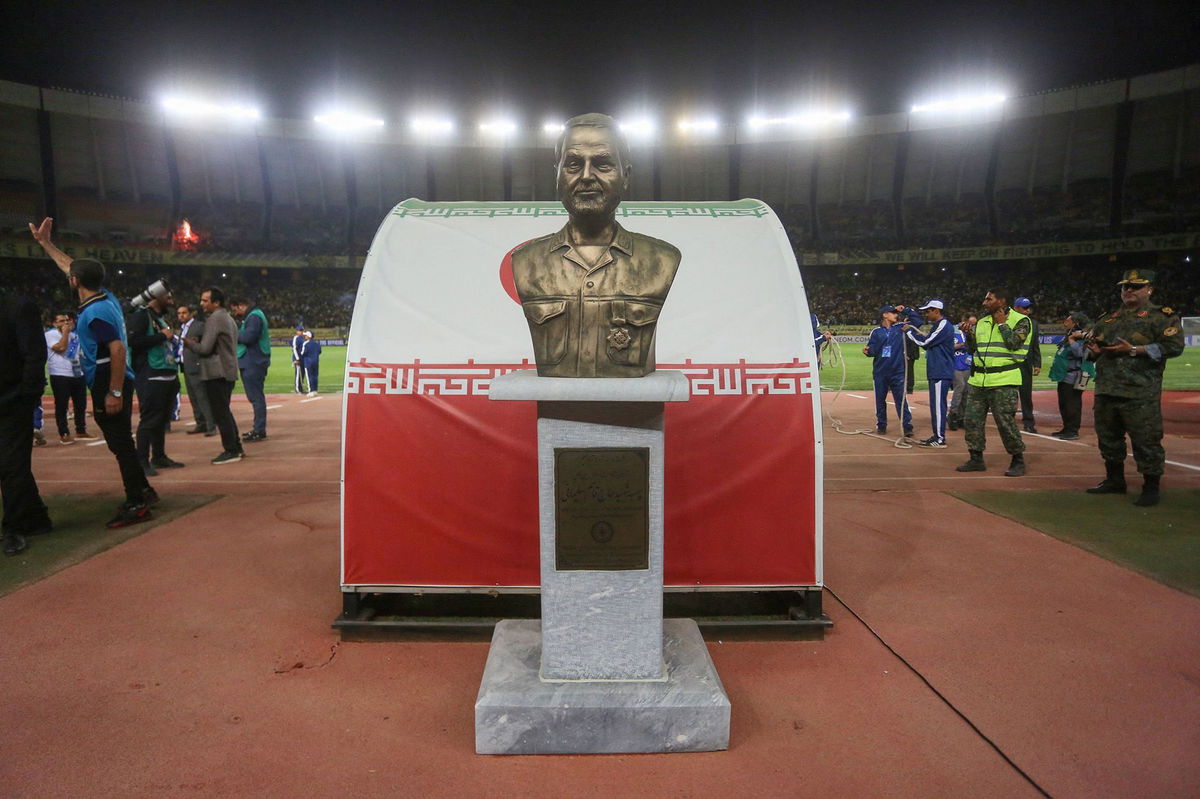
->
[607,318,632,350]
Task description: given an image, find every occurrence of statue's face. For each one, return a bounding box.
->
[557,125,628,218]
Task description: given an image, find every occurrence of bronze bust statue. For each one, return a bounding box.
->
[512,113,681,378]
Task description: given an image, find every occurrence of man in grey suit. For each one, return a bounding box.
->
[177,304,215,436]
[184,288,244,464]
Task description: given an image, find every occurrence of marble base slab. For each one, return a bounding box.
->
[475,619,730,755]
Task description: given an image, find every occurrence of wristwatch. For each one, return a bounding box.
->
[108,389,123,398]
[1129,346,1138,357]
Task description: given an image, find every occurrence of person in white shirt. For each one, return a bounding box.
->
[44,311,94,445]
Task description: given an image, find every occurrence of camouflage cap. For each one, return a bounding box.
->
[1117,268,1155,286]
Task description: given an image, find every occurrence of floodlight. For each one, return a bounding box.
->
[543,121,565,135]
[479,119,518,137]
[911,93,1007,113]
[313,111,385,131]
[162,95,261,121]
[677,118,719,134]
[618,118,657,138]
[411,116,455,135]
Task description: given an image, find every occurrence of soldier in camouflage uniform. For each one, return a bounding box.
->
[956,289,1032,476]
[1084,269,1184,506]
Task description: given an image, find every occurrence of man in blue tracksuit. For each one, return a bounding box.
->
[902,298,956,447]
[301,330,322,397]
[863,304,919,436]
[231,298,271,442]
[290,325,308,394]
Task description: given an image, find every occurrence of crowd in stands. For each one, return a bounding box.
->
[804,262,1200,328]
[0,262,357,331]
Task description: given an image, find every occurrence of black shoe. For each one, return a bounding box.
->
[212,450,245,465]
[142,461,159,477]
[1058,432,1080,440]
[23,519,53,536]
[917,437,946,448]
[187,426,208,435]
[1048,429,1065,437]
[205,428,217,437]
[241,431,267,443]
[1086,462,1126,494]
[875,426,887,435]
[1133,475,1161,507]
[3,533,28,556]
[956,452,986,472]
[903,428,914,438]
[150,456,185,469]
[142,486,161,506]
[1004,454,1026,477]
[1023,423,1037,434]
[106,502,152,529]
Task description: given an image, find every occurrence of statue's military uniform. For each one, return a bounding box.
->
[512,223,681,378]
[1088,298,1184,477]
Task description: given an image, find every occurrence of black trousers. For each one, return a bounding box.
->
[1056,381,1083,435]
[0,396,51,535]
[134,375,179,463]
[91,377,151,504]
[203,379,241,453]
[49,374,89,436]
[1018,362,1036,422]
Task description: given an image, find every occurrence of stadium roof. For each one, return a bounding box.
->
[4,1,1198,121]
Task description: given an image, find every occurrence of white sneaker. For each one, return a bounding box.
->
[306,391,319,397]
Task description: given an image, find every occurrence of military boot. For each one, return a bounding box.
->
[1086,461,1127,494]
[1004,453,1026,477]
[955,450,986,472]
[1133,474,1160,507]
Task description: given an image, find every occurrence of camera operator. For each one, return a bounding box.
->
[127,281,184,475]
[1046,311,1093,440]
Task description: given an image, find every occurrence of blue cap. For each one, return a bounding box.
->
[1014,297,1032,308]
[879,305,897,315]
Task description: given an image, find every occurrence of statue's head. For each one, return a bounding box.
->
[555,113,631,220]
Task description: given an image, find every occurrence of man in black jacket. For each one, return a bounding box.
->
[0,290,53,555]
[127,283,184,475]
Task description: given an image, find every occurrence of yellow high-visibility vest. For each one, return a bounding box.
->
[967,308,1030,388]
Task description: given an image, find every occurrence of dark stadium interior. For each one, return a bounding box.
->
[1,67,1197,328]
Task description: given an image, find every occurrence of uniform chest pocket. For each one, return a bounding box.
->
[606,299,661,367]
[523,300,569,366]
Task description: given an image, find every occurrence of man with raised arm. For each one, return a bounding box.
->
[28,218,155,527]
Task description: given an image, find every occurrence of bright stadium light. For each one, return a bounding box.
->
[748,109,850,131]
[911,93,1007,113]
[162,95,261,121]
[479,118,518,137]
[543,121,565,135]
[618,117,657,139]
[313,110,385,131]
[677,117,720,134]
[411,116,455,135]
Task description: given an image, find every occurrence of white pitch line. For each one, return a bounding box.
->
[86,440,107,447]
[265,404,283,410]
[300,396,323,403]
[1166,459,1200,472]
[846,393,868,399]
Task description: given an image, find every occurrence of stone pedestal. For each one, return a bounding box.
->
[477,371,730,754]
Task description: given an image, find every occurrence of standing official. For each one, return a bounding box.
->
[290,325,308,394]
[863,305,919,437]
[1047,311,1093,440]
[1013,297,1042,433]
[231,298,271,443]
[185,288,244,464]
[0,290,53,555]
[902,299,955,448]
[301,330,322,397]
[177,304,215,436]
[1084,270,1183,506]
[956,289,1031,477]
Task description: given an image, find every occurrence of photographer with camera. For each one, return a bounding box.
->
[1047,311,1093,441]
[127,280,184,476]
[28,218,154,528]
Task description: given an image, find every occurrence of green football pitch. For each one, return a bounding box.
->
[816,340,1200,393]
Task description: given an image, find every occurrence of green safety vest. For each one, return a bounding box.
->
[144,310,177,372]
[967,307,1030,389]
[236,307,272,358]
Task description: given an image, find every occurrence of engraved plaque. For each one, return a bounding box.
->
[554,447,650,571]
